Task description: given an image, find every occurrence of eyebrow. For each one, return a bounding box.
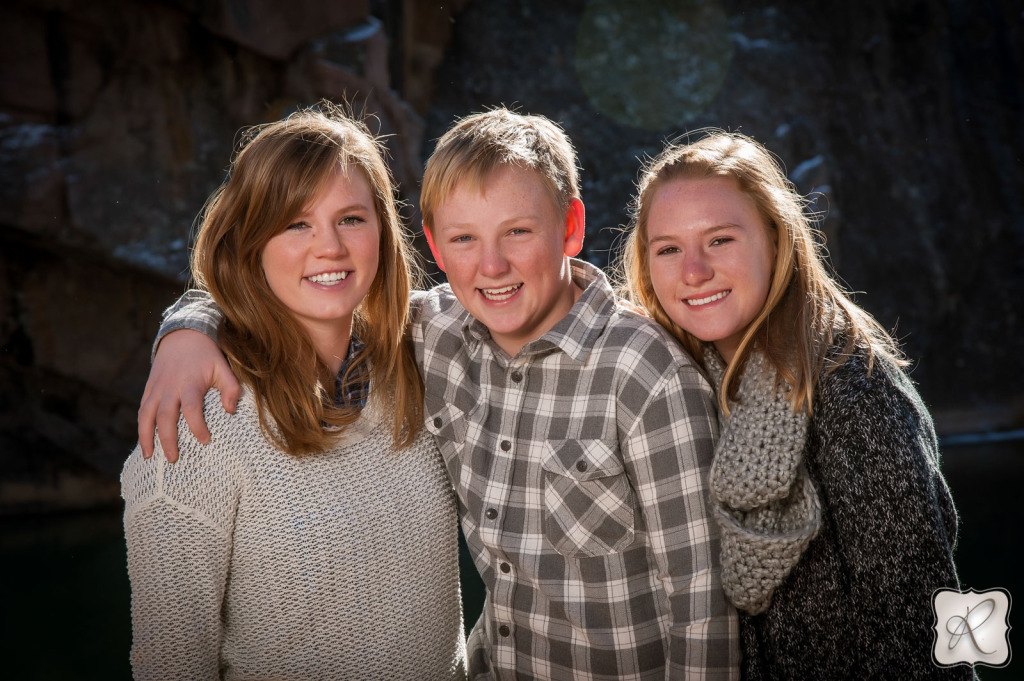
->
[436,213,543,232]
[294,202,374,220]
[648,222,742,245]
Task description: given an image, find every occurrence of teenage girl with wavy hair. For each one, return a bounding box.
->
[121,104,466,680]
[190,104,422,452]
[619,130,971,680]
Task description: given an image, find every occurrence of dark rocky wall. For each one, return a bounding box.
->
[425,0,1024,430]
[0,0,464,512]
[1,0,1021,512]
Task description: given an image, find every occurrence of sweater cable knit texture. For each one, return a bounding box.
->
[121,388,467,680]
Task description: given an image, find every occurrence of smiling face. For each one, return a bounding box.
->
[425,164,585,356]
[261,165,380,369]
[646,175,776,364]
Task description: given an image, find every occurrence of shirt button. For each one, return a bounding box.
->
[511,371,523,383]
[485,508,498,520]
[433,417,442,428]
[576,460,588,472]
[500,440,511,451]
[500,562,510,573]
[498,625,511,637]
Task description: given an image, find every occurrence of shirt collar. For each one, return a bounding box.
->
[460,259,616,363]
[334,333,370,408]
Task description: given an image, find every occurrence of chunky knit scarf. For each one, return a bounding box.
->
[704,348,822,615]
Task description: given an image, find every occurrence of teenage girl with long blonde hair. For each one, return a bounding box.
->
[620,130,972,680]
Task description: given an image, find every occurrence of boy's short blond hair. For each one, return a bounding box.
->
[420,108,580,231]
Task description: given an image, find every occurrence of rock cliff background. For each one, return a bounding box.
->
[1,1,1021,508]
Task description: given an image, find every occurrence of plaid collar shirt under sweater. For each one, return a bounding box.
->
[411,259,739,681]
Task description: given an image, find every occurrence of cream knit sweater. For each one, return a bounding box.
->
[121,388,467,680]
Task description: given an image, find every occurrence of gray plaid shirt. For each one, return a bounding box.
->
[156,260,739,680]
[412,261,738,680]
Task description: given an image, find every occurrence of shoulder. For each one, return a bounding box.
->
[812,343,939,468]
[583,307,714,429]
[413,285,465,324]
[409,285,469,349]
[597,304,708,387]
[122,387,259,521]
[817,345,929,428]
[200,386,264,446]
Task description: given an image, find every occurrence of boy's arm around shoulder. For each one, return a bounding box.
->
[122,389,244,680]
[610,322,740,679]
[152,289,224,359]
[139,289,240,461]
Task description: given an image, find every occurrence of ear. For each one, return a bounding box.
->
[423,223,447,273]
[562,198,585,257]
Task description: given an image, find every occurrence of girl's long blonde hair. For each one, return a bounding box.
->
[619,130,904,414]
[191,102,423,454]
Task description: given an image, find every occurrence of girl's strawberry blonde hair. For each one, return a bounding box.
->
[191,102,423,454]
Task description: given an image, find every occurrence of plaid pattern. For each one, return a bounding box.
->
[157,264,741,679]
[334,335,369,408]
[154,288,224,358]
[411,261,740,680]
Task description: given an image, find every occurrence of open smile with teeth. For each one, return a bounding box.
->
[307,271,349,285]
[686,290,730,306]
[480,284,522,301]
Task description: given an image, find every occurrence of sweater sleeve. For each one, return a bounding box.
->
[810,354,971,679]
[121,390,242,680]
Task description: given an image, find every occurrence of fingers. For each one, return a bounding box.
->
[156,397,184,464]
[138,389,158,459]
[135,328,228,463]
[182,385,212,446]
[213,361,241,415]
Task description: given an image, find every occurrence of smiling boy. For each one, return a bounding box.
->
[140,109,739,679]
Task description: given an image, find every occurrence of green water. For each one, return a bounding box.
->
[1,441,1018,680]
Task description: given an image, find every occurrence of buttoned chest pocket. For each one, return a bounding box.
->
[541,439,635,557]
[425,401,468,444]
[424,400,470,474]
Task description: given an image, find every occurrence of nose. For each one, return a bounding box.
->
[478,240,509,278]
[313,224,347,257]
[682,250,713,286]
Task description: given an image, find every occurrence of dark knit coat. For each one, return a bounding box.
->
[737,346,975,681]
